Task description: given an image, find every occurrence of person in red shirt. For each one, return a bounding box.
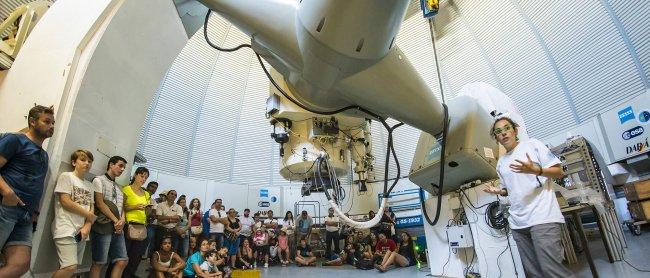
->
[374,233,396,259]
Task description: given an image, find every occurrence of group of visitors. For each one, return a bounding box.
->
[0,105,417,278]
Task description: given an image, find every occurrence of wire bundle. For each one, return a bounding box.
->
[485,201,508,230]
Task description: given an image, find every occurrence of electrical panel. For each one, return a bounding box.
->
[447,225,473,249]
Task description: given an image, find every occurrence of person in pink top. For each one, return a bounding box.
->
[252,228,269,268]
[189,199,203,236]
[278,230,291,265]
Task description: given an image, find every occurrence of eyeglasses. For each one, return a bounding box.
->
[493,125,513,137]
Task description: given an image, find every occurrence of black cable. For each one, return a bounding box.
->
[366,175,409,184]
[460,189,491,209]
[207,10,385,122]
[463,247,471,276]
[385,122,404,196]
[496,240,509,278]
[459,194,478,275]
[314,157,329,200]
[417,265,431,273]
[204,11,252,52]
[282,158,317,177]
[256,52,382,119]
[505,227,519,277]
[485,201,508,230]
[421,103,449,226]
[419,13,449,227]
[438,230,452,277]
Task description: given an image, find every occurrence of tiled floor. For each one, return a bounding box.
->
[136,229,650,277]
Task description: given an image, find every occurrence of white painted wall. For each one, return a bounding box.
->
[0,0,187,275]
[0,0,113,133]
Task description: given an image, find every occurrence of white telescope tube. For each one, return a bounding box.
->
[328,197,387,229]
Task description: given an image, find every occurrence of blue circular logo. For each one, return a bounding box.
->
[639,110,650,124]
[271,196,277,203]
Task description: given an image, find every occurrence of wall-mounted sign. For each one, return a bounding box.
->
[395,215,423,228]
[600,91,650,162]
[622,126,644,140]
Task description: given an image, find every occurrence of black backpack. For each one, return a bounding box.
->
[355,258,374,270]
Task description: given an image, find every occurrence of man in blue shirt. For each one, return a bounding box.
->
[0,105,54,277]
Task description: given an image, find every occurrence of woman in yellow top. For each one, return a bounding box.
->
[122,166,151,278]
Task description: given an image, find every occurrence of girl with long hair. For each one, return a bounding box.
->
[189,198,203,236]
[282,211,295,257]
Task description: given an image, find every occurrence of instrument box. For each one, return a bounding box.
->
[628,200,650,221]
[624,179,650,201]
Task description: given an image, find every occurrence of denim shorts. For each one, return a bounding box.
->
[91,230,128,264]
[0,204,34,248]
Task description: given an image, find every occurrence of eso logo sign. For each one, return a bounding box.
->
[622,126,644,140]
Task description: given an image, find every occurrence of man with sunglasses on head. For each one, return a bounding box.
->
[483,117,575,278]
[155,190,183,252]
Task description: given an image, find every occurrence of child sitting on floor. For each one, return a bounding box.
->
[237,239,255,269]
[268,237,280,265]
[295,237,316,267]
[216,246,232,278]
[199,250,223,278]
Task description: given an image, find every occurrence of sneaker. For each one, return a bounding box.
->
[264,262,269,268]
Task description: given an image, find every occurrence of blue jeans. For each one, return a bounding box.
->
[90,231,128,264]
[146,224,157,257]
[177,233,190,258]
[209,233,224,249]
[0,204,33,248]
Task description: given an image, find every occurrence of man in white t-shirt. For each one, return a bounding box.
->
[52,150,97,277]
[483,117,575,278]
[155,190,183,251]
[323,207,340,258]
[238,208,254,242]
[209,198,226,248]
[263,210,279,238]
[89,156,128,278]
